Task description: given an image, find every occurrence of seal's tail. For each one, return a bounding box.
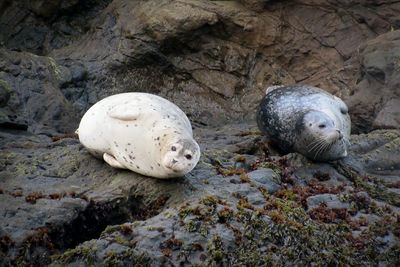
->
[265,85,285,94]
[75,128,79,135]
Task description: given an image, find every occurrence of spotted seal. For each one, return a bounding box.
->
[77,92,201,178]
[257,85,351,161]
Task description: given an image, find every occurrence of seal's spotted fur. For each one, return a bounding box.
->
[257,85,351,161]
[77,93,200,178]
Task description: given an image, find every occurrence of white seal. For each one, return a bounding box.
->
[77,93,201,178]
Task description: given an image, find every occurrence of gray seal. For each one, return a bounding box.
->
[257,85,351,161]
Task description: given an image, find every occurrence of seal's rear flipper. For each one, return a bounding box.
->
[265,85,285,95]
[103,153,126,169]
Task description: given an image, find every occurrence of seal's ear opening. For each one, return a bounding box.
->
[340,106,348,115]
[108,104,140,121]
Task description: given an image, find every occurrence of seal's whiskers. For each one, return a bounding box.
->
[313,137,335,159]
[308,137,326,153]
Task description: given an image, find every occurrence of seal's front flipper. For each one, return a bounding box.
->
[103,153,126,169]
[108,104,141,121]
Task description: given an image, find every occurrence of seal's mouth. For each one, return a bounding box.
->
[164,160,186,173]
[307,135,348,160]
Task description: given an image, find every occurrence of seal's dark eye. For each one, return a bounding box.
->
[319,124,326,129]
[185,154,192,160]
[340,107,348,115]
[171,146,176,151]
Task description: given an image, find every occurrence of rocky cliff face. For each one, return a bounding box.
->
[1,0,400,132]
[0,0,399,266]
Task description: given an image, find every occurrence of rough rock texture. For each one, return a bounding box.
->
[349,30,400,132]
[2,0,399,130]
[0,124,400,266]
[1,123,399,266]
[1,0,400,266]
[0,49,80,134]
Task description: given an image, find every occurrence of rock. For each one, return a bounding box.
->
[69,64,87,83]
[0,0,107,54]
[238,0,269,12]
[306,193,350,210]
[28,1,62,18]
[247,168,280,193]
[143,0,219,41]
[192,70,239,98]
[347,30,400,132]
[0,79,12,107]
[2,120,400,266]
[373,99,400,129]
[32,0,396,127]
[28,0,81,18]
[292,161,349,187]
[0,49,79,134]
[335,129,400,207]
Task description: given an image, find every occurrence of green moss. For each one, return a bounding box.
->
[217,207,234,223]
[103,251,119,267]
[0,79,12,93]
[207,235,226,264]
[364,215,397,238]
[174,183,400,266]
[101,225,120,237]
[51,242,97,265]
[184,220,198,232]
[0,113,6,125]
[114,235,130,246]
[178,205,200,219]
[274,189,297,201]
[353,175,400,207]
[55,157,80,178]
[14,163,36,177]
[236,197,254,210]
[103,249,151,267]
[335,164,400,207]
[145,226,163,231]
[200,195,219,207]
[232,241,274,266]
[199,224,209,237]
[377,243,400,266]
[233,204,358,266]
[47,57,62,80]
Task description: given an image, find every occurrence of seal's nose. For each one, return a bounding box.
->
[172,159,178,164]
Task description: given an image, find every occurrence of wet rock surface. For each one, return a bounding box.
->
[1,124,399,266]
[0,0,400,266]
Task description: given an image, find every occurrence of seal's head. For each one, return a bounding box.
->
[297,110,348,161]
[161,138,200,176]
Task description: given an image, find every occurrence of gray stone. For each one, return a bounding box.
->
[373,99,400,129]
[247,168,280,193]
[347,30,400,132]
[192,70,239,98]
[0,49,79,134]
[306,193,350,210]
